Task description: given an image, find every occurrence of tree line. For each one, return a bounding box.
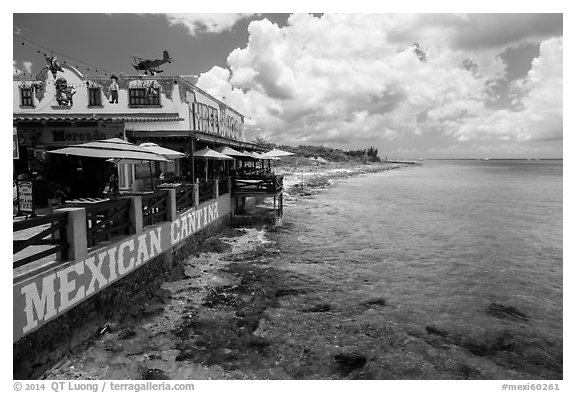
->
[252,137,380,163]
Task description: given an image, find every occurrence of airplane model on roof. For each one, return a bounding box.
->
[131,50,173,75]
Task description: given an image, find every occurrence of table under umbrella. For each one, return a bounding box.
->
[214,146,249,174]
[193,147,234,181]
[48,138,171,196]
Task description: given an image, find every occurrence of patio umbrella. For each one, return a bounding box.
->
[214,146,248,174]
[193,147,234,160]
[48,138,171,195]
[214,146,249,158]
[251,152,268,169]
[193,148,233,181]
[240,151,261,169]
[139,142,187,159]
[139,143,186,187]
[261,148,294,173]
[48,138,172,162]
[240,150,259,160]
[261,148,295,158]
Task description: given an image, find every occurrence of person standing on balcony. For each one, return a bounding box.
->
[108,75,119,104]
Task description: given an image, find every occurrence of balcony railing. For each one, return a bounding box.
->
[232,175,283,195]
[198,179,215,203]
[175,183,196,212]
[85,198,132,247]
[13,212,69,268]
[218,177,229,195]
[12,180,225,270]
[141,190,169,227]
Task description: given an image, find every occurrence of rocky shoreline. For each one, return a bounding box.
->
[279,162,415,200]
[41,162,420,380]
[40,160,561,380]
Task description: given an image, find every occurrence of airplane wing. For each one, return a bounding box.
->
[130,54,146,62]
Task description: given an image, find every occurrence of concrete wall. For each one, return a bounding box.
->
[13,194,231,379]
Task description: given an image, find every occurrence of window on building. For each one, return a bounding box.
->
[118,164,134,190]
[20,87,34,107]
[88,87,102,106]
[128,87,160,106]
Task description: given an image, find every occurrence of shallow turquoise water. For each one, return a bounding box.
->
[276,160,563,378]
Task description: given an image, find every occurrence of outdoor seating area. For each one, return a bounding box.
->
[12,179,225,269]
[13,135,291,269]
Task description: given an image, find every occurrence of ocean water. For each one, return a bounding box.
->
[275,160,563,378]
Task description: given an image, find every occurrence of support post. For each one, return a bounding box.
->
[190,136,195,183]
[193,183,200,207]
[214,179,219,198]
[56,207,88,261]
[129,195,143,234]
[165,188,177,221]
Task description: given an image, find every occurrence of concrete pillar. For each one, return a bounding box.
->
[193,183,199,207]
[165,188,177,222]
[214,179,219,198]
[129,196,143,234]
[56,207,88,261]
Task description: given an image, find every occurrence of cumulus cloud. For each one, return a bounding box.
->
[164,13,256,35]
[13,60,32,75]
[196,14,562,149]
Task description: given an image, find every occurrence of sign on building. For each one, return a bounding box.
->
[18,181,34,213]
[193,102,244,141]
[13,128,19,159]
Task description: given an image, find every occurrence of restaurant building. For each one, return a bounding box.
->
[13,63,261,200]
[13,63,285,377]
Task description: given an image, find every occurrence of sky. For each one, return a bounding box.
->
[12,11,564,159]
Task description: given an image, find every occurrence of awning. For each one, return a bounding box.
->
[13,114,184,122]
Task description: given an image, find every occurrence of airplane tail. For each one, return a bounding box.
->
[163,50,170,60]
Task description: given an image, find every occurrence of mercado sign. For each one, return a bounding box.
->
[17,124,124,146]
[13,197,230,342]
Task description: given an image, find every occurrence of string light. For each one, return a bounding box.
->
[14,33,118,78]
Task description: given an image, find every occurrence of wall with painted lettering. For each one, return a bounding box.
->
[13,195,231,342]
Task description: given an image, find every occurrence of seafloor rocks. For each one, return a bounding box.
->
[333,353,367,376]
[486,303,530,321]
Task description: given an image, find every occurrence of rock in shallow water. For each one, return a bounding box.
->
[487,303,530,321]
[333,353,367,376]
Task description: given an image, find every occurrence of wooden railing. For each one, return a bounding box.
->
[198,180,215,203]
[218,177,229,195]
[175,184,195,212]
[85,199,131,248]
[142,190,168,226]
[232,175,284,195]
[13,212,69,268]
[13,179,227,270]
